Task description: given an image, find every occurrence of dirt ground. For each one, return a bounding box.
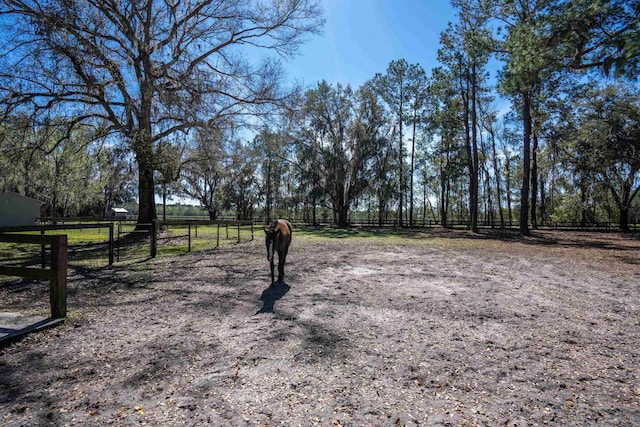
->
[1,229,639,426]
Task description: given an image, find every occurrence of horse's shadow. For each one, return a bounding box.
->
[256,281,290,314]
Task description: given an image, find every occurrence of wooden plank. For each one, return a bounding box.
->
[0,234,68,320]
[0,312,64,342]
[0,266,55,280]
[0,223,108,233]
[108,224,114,265]
[50,235,67,318]
[0,233,61,245]
[150,220,157,258]
[159,219,254,227]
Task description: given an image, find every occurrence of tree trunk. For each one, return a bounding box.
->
[378,191,386,226]
[398,122,404,227]
[580,182,588,227]
[470,62,479,233]
[461,61,478,233]
[615,181,637,232]
[136,44,157,230]
[398,78,405,228]
[530,129,539,229]
[265,158,272,224]
[490,125,505,228]
[136,147,156,229]
[423,175,427,226]
[540,178,547,226]
[439,160,450,228]
[312,194,317,226]
[619,205,630,232]
[162,182,167,221]
[520,91,532,236]
[337,204,349,227]
[484,164,494,228]
[410,104,418,227]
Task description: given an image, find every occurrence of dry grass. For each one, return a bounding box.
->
[1,229,639,426]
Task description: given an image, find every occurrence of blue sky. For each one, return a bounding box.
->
[284,0,459,89]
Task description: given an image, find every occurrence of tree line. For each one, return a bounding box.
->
[1,0,639,233]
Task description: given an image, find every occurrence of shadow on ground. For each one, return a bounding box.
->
[256,281,290,314]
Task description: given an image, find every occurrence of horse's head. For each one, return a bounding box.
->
[264,228,278,262]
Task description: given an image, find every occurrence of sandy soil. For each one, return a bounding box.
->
[1,229,639,426]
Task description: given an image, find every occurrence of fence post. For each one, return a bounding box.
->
[216,223,220,248]
[40,229,46,268]
[251,222,254,241]
[117,221,121,262]
[188,224,192,252]
[50,235,67,318]
[108,223,114,266]
[150,219,157,258]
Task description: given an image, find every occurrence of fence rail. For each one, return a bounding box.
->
[0,234,68,318]
[285,218,638,231]
[38,215,639,232]
[0,223,114,266]
[17,218,254,261]
[109,219,255,260]
[156,219,254,255]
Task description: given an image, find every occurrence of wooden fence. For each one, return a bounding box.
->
[154,219,254,257]
[109,219,254,259]
[15,218,254,262]
[0,234,68,318]
[286,218,639,232]
[0,223,114,266]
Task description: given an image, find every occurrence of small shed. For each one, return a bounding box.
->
[109,207,128,218]
[0,191,42,227]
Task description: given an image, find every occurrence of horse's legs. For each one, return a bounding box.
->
[277,248,287,283]
[270,259,275,284]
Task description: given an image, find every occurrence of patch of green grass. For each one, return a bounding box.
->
[1,223,257,265]
[290,225,503,249]
[292,225,419,242]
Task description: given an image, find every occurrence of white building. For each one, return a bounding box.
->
[0,191,42,227]
[109,207,129,218]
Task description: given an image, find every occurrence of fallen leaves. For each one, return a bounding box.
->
[1,232,638,425]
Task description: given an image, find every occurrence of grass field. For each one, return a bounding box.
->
[0,221,256,269]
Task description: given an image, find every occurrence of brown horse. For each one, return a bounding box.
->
[264,219,292,284]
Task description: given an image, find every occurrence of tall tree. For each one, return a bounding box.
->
[0,115,48,198]
[222,140,260,221]
[95,145,137,216]
[0,0,323,228]
[556,0,640,78]
[369,121,396,226]
[181,126,229,220]
[496,0,558,235]
[428,67,467,228]
[500,123,521,225]
[407,68,429,227]
[439,0,493,233]
[293,81,386,226]
[482,109,505,227]
[373,60,425,226]
[0,116,107,216]
[253,127,291,224]
[562,83,640,231]
[155,138,186,220]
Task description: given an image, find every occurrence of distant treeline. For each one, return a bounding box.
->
[161,204,207,217]
[121,203,209,218]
